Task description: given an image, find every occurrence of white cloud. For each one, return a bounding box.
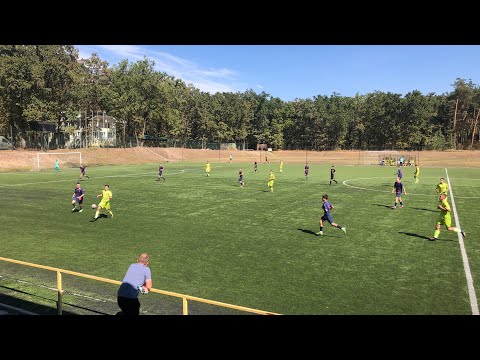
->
[256,84,264,89]
[81,45,240,94]
[77,46,97,60]
[96,45,145,60]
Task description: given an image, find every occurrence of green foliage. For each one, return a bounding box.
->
[1,46,480,150]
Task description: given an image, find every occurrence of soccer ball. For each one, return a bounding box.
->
[91,204,97,209]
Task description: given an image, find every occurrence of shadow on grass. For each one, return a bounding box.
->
[89,214,109,222]
[371,203,393,209]
[0,288,108,315]
[297,229,342,238]
[398,231,456,242]
[297,228,317,236]
[410,207,439,213]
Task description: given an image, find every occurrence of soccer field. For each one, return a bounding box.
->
[0,162,479,314]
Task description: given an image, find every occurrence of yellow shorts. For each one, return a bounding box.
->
[99,200,111,210]
[268,180,274,187]
[437,214,451,228]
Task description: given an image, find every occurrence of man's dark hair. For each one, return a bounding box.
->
[323,194,328,200]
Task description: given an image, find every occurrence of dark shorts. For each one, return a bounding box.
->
[117,296,140,316]
[159,171,163,176]
[73,196,83,204]
[305,171,309,175]
[321,213,333,224]
[396,192,402,197]
[239,175,243,181]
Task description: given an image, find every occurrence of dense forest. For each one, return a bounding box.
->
[1,45,479,150]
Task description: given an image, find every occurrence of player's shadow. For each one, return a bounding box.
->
[297,229,342,238]
[410,207,439,213]
[298,228,317,236]
[398,231,456,242]
[89,214,109,222]
[371,203,392,209]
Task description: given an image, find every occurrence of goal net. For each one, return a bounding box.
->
[239,149,257,159]
[36,152,82,171]
[363,151,418,166]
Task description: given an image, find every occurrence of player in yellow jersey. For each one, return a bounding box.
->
[435,177,448,195]
[92,184,113,221]
[279,160,284,173]
[205,161,211,177]
[414,164,420,183]
[268,170,275,192]
[430,193,465,241]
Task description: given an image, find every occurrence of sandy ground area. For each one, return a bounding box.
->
[1,148,479,172]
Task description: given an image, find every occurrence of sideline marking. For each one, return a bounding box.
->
[445,168,479,315]
[342,177,480,199]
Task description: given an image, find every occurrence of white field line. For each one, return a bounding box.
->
[342,177,480,199]
[445,168,479,315]
[144,147,170,161]
[0,169,187,188]
[0,164,233,188]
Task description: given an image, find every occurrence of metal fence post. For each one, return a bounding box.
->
[182,297,188,315]
[57,271,63,315]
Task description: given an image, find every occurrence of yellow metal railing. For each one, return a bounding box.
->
[0,256,279,315]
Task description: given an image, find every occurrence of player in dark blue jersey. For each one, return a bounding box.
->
[316,194,346,236]
[254,160,258,172]
[157,163,165,181]
[396,167,403,180]
[71,182,85,212]
[329,165,337,185]
[79,164,90,181]
[304,162,309,179]
[392,177,407,209]
[238,168,244,187]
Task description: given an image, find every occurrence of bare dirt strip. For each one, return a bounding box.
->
[1,148,479,172]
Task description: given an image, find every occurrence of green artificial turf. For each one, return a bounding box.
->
[1,162,478,314]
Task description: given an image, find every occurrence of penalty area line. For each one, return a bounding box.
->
[445,168,479,315]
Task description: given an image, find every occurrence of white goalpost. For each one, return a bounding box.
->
[240,149,256,159]
[36,152,82,171]
[363,150,418,166]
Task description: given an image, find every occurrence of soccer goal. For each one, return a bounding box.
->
[240,149,257,159]
[363,150,418,166]
[36,152,82,171]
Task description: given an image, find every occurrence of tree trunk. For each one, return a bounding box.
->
[472,109,480,148]
[140,119,147,147]
[453,99,458,149]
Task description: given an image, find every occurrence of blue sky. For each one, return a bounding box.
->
[76,45,480,101]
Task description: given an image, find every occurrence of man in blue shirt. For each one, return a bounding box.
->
[316,194,346,236]
[117,253,152,316]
